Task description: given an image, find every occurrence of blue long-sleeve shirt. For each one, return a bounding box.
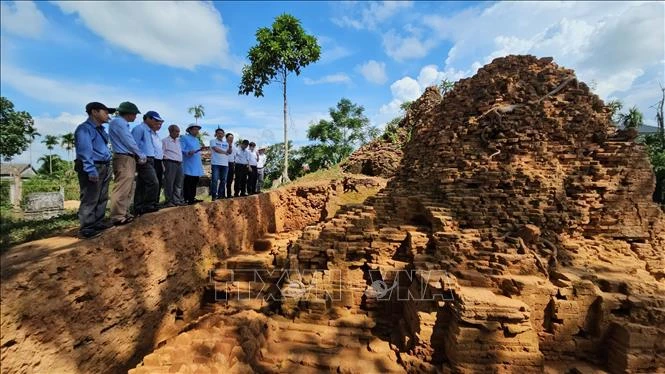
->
[180,134,204,176]
[74,118,111,176]
[109,116,144,158]
[131,122,155,158]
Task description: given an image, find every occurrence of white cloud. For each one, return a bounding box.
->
[357,60,388,84]
[382,29,436,61]
[54,1,241,71]
[332,1,412,30]
[379,76,421,117]
[0,1,47,38]
[303,73,352,85]
[390,77,421,102]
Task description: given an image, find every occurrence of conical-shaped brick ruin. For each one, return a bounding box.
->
[271,55,665,373]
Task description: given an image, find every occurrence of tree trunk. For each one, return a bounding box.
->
[282,70,290,183]
[49,153,52,174]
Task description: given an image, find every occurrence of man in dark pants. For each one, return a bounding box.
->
[225,133,235,198]
[180,124,204,204]
[131,111,163,214]
[247,142,258,194]
[234,139,251,197]
[74,102,115,238]
[150,115,164,202]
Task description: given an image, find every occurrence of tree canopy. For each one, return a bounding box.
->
[188,105,205,125]
[0,96,37,161]
[305,98,377,168]
[238,14,320,98]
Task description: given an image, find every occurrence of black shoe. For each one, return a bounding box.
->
[144,206,159,213]
[93,221,114,231]
[80,230,102,239]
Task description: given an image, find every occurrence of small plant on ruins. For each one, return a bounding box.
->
[239,14,321,184]
[438,78,455,96]
[618,106,644,130]
[643,85,665,204]
[382,100,413,144]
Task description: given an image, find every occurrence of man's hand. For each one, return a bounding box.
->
[187,150,196,156]
[88,174,99,183]
[138,157,147,164]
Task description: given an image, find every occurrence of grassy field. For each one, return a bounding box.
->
[0,207,79,251]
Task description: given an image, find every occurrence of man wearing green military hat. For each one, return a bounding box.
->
[108,101,143,225]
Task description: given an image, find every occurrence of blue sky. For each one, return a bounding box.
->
[1,1,663,165]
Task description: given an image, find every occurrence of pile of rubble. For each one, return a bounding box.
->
[341,95,436,178]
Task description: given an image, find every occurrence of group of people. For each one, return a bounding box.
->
[74,101,267,239]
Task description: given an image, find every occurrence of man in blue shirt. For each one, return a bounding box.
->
[108,101,142,225]
[74,102,115,238]
[180,124,204,204]
[131,111,163,214]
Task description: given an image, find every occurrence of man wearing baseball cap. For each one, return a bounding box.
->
[180,124,204,204]
[130,110,163,215]
[108,101,142,225]
[74,102,115,238]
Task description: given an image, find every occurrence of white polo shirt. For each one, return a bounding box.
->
[162,136,182,162]
[248,149,258,166]
[209,138,229,166]
[257,153,267,168]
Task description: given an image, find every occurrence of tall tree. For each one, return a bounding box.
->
[239,14,321,184]
[188,105,205,125]
[60,132,75,162]
[42,135,59,174]
[26,127,41,165]
[0,96,37,161]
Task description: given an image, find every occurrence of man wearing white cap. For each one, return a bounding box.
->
[256,145,267,193]
[181,124,204,204]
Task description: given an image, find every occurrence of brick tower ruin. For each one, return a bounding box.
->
[276,55,665,373]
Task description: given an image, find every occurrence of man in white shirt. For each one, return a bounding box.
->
[161,125,185,207]
[209,128,231,200]
[247,142,259,194]
[234,139,251,197]
[256,145,267,193]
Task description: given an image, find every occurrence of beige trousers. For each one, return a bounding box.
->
[110,154,136,221]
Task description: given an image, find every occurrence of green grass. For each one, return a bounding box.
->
[0,207,79,251]
[283,164,343,187]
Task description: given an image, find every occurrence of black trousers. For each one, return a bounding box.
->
[226,162,235,198]
[154,158,164,201]
[75,160,110,234]
[133,158,159,213]
[234,163,249,196]
[183,175,200,203]
[248,165,258,194]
